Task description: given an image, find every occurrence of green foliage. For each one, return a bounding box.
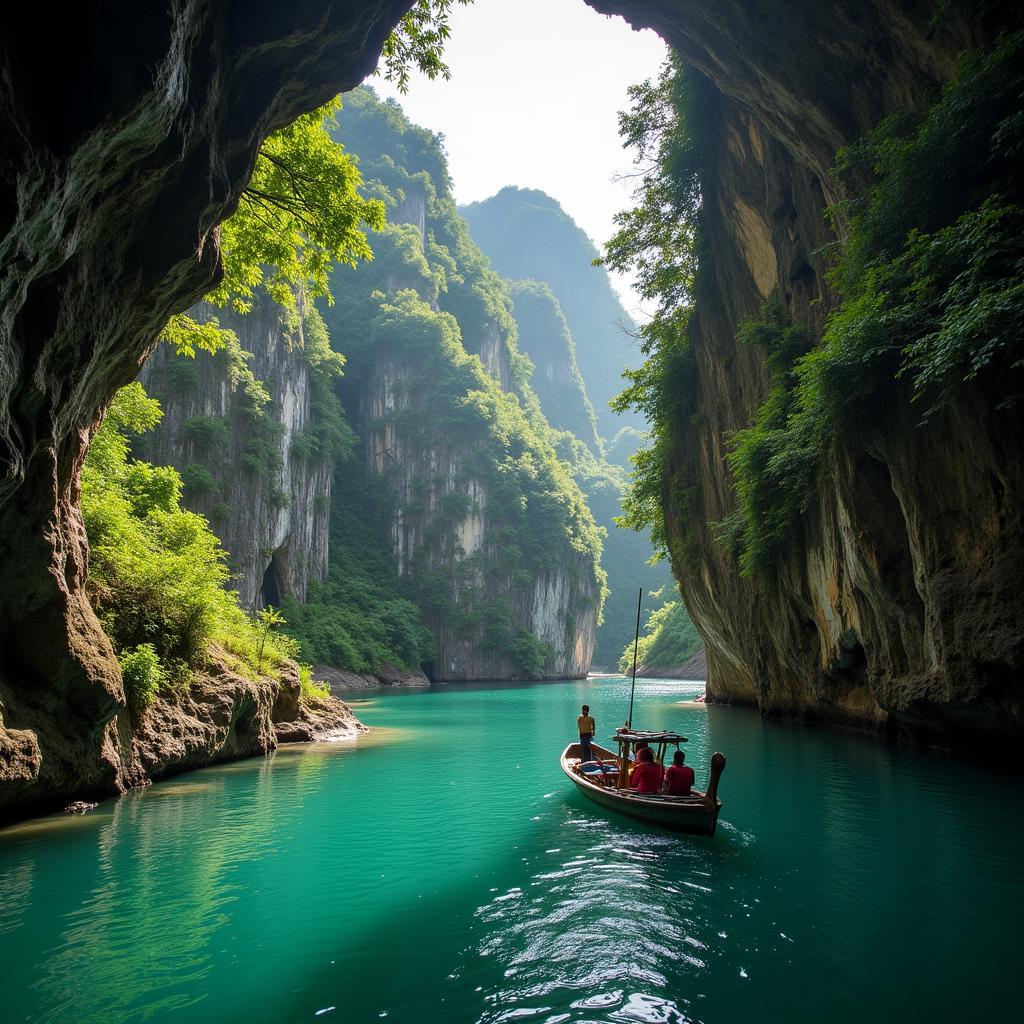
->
[819,30,1024,417]
[316,88,609,670]
[602,58,709,568]
[505,629,554,678]
[717,300,818,578]
[369,290,606,593]
[461,185,641,438]
[506,279,600,449]
[241,417,285,477]
[298,664,331,701]
[379,1,474,93]
[83,383,297,685]
[119,643,168,709]
[718,32,1024,579]
[618,598,701,674]
[256,606,287,673]
[167,356,199,393]
[610,34,1024,588]
[601,55,706,327]
[163,95,385,360]
[184,415,230,450]
[180,463,220,498]
[218,331,272,412]
[302,305,356,462]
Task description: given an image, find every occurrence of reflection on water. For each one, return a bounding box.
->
[0,677,1021,1023]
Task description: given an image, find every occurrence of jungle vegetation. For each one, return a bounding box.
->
[82,384,300,706]
[618,598,702,675]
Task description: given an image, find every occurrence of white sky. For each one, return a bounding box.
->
[372,0,668,314]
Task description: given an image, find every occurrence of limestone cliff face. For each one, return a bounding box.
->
[359,343,599,680]
[139,296,332,609]
[588,0,1024,748]
[325,88,603,681]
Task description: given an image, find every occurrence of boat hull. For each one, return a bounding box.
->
[560,743,722,837]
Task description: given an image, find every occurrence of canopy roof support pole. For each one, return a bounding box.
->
[627,588,642,730]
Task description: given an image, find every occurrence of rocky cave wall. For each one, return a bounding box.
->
[587,0,1024,748]
[0,0,416,815]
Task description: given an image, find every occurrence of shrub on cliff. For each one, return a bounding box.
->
[618,598,702,675]
[82,383,298,691]
[118,644,167,709]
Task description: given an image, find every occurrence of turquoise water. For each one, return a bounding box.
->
[1,677,1021,1023]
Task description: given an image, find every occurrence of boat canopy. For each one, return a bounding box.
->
[613,731,688,744]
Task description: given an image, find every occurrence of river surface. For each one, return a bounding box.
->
[1,677,1021,1023]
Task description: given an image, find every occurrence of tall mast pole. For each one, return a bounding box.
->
[627,588,642,730]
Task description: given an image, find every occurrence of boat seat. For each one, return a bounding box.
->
[579,761,619,787]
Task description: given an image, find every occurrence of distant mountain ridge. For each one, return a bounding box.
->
[460,187,644,439]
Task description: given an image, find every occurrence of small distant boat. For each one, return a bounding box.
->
[560,736,726,837]
[562,588,726,836]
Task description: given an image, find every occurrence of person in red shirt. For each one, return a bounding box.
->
[630,746,664,794]
[664,749,695,796]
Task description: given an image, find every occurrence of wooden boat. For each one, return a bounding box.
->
[564,589,727,836]
[560,738,726,837]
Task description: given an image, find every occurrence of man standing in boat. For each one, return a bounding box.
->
[577,705,596,763]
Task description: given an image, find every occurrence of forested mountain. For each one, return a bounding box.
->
[140,87,606,682]
[461,187,644,442]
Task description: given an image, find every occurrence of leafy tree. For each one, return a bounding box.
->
[256,606,287,674]
[600,55,705,337]
[380,1,475,93]
[618,598,702,674]
[165,98,386,360]
[601,57,709,566]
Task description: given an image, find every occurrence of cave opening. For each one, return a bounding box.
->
[260,552,284,609]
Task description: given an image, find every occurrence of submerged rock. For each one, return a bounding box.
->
[63,801,98,815]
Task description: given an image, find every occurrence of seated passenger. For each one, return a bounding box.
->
[630,747,664,794]
[664,750,695,796]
